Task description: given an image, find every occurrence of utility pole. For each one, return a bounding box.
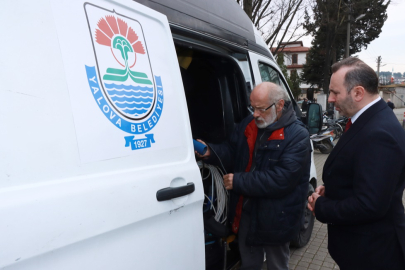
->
[345,9,351,58]
[377,56,381,85]
[345,1,365,58]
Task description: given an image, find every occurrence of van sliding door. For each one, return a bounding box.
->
[0,0,204,269]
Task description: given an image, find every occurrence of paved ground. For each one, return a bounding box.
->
[285,152,338,270]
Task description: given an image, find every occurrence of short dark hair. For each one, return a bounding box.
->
[331,57,378,94]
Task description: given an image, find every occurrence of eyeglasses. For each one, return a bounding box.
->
[248,103,275,113]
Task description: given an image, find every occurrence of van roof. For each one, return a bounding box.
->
[134,0,272,58]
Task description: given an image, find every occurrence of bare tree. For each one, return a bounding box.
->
[236,0,309,54]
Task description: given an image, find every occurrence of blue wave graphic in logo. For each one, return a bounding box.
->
[104,83,153,91]
[104,83,154,117]
[107,91,154,97]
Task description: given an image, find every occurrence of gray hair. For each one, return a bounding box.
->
[269,83,288,103]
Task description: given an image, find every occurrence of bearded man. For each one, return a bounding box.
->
[198,82,311,270]
[308,57,405,269]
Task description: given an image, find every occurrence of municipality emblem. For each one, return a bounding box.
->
[84,4,164,151]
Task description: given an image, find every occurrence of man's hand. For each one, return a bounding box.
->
[195,139,211,158]
[308,192,320,216]
[308,185,325,216]
[223,174,234,190]
[315,185,325,196]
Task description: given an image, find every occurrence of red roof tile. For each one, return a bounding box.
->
[271,47,310,53]
[280,41,303,46]
[287,64,304,68]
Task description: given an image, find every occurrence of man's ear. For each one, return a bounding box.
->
[352,86,365,102]
[277,99,285,112]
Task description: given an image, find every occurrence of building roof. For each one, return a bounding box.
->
[271,46,310,53]
[378,84,405,89]
[280,41,303,46]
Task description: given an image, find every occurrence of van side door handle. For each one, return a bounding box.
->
[156,182,195,201]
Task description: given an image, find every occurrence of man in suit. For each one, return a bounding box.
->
[308,57,405,270]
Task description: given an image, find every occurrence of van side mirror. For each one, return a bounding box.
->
[307,103,322,135]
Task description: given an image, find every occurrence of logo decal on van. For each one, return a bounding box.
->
[84,4,164,151]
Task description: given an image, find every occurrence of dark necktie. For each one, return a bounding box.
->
[344,118,352,133]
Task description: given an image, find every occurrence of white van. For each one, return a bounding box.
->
[0,0,322,269]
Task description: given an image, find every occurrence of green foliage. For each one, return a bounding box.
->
[276,53,289,79]
[301,42,325,88]
[301,0,390,92]
[276,53,301,100]
[289,70,301,100]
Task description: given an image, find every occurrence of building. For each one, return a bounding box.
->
[271,41,313,100]
[379,84,405,108]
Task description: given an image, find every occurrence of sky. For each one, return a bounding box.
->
[300,0,405,74]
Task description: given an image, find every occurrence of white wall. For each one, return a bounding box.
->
[285,54,292,65]
[283,51,312,90]
[298,53,306,65]
[317,93,327,111]
[393,88,405,108]
[284,52,306,65]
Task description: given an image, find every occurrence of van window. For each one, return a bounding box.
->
[176,46,249,143]
[232,53,254,97]
[258,62,291,101]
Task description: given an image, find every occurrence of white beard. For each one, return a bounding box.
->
[254,106,277,128]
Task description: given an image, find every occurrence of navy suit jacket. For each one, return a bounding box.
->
[315,99,405,270]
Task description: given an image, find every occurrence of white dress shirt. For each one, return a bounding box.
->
[351,96,381,123]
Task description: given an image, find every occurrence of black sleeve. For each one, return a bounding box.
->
[315,130,404,225]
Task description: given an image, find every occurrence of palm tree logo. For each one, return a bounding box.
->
[90,15,155,120]
[95,15,152,85]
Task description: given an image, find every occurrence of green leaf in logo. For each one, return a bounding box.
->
[112,36,133,62]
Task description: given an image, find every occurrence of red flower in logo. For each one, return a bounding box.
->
[95,16,145,68]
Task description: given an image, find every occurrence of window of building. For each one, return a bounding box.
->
[292,54,298,64]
